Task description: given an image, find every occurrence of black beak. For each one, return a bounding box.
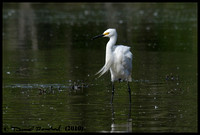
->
[91,34,104,40]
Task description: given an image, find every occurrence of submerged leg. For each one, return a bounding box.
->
[127,82,131,104]
[111,82,115,104]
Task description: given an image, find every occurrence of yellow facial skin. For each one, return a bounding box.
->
[103,32,109,36]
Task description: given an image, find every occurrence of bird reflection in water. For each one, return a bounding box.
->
[110,103,132,133]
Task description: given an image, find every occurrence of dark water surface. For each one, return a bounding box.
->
[3,3,197,133]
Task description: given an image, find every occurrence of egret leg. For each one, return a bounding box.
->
[127,82,131,104]
[111,82,115,104]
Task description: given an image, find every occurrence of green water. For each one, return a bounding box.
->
[3,3,197,133]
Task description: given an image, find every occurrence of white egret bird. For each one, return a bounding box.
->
[92,28,133,104]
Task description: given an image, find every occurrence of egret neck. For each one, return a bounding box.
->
[105,35,117,63]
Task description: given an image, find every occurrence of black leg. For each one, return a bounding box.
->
[127,82,131,104]
[111,82,115,104]
[111,102,114,120]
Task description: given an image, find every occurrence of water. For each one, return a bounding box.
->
[3,3,197,133]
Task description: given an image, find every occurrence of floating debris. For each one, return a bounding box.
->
[38,88,47,94]
[70,82,88,90]
[165,73,179,81]
[4,82,90,95]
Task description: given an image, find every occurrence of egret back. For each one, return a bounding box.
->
[111,45,132,82]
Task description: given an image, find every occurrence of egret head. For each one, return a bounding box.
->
[92,28,117,40]
[103,28,117,38]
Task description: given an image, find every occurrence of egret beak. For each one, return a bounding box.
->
[91,34,104,40]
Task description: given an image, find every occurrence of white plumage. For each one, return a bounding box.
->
[92,28,132,104]
[95,29,133,82]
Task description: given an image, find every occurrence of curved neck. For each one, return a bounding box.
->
[105,36,117,62]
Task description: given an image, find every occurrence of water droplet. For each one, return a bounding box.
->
[139,10,144,15]
[119,20,123,24]
[174,25,178,30]
[146,26,150,31]
[84,10,89,15]
[6,72,10,74]
[153,12,158,17]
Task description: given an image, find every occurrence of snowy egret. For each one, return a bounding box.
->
[92,28,133,104]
